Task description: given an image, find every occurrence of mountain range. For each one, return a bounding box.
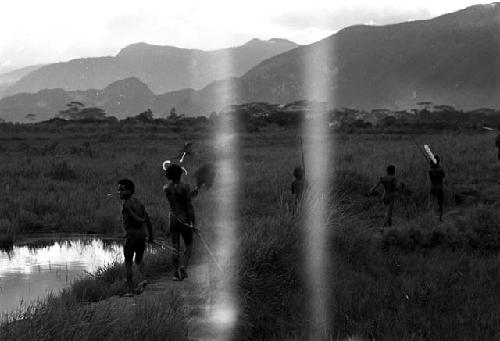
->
[2,38,297,98]
[0,65,43,99]
[2,3,500,122]
[221,2,500,111]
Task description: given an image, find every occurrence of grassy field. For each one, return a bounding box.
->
[2,121,500,339]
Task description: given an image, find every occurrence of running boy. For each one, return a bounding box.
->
[118,178,153,294]
[370,165,400,227]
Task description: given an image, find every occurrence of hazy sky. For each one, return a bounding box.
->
[0,0,490,71]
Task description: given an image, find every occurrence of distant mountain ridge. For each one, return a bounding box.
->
[143,2,500,113]
[226,2,500,110]
[0,65,44,99]
[3,3,500,122]
[0,77,242,122]
[0,78,154,122]
[3,38,298,97]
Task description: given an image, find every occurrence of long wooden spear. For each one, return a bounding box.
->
[411,136,429,163]
[300,136,306,177]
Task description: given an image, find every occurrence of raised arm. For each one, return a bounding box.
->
[369,180,381,195]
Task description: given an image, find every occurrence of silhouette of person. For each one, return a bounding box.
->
[118,178,153,294]
[429,156,445,221]
[370,165,400,227]
[164,164,197,281]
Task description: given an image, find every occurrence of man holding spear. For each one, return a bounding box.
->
[428,154,445,221]
[162,142,219,280]
[164,163,197,281]
[416,143,446,221]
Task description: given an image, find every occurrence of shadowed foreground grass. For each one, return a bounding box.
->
[0,291,186,341]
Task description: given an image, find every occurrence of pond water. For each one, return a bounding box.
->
[0,236,123,317]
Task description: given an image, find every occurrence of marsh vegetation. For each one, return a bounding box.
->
[1,120,500,340]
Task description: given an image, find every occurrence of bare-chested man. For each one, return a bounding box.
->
[164,164,198,281]
[370,165,400,228]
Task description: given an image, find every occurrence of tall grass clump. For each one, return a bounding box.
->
[235,187,342,340]
[71,262,126,302]
[46,160,78,181]
[329,244,500,340]
[236,203,306,340]
[0,218,14,251]
[457,204,500,251]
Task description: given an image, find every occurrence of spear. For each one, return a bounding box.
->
[150,240,179,254]
[300,136,306,178]
[176,220,222,272]
[424,144,437,164]
[410,136,428,163]
[190,224,223,272]
[168,214,222,272]
[482,126,498,132]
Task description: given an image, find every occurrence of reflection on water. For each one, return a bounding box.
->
[0,237,123,316]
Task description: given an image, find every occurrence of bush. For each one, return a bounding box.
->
[334,170,372,195]
[71,277,114,302]
[0,219,14,251]
[460,205,500,251]
[16,209,44,232]
[94,213,120,234]
[46,161,78,181]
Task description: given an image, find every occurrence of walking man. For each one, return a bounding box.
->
[370,165,400,228]
[429,156,445,221]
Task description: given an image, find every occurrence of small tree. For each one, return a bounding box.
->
[79,107,107,120]
[169,107,178,120]
[136,109,154,122]
[58,102,107,120]
[58,101,85,120]
[25,113,36,121]
[416,101,433,111]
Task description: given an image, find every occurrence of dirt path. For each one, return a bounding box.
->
[144,263,220,341]
[93,263,223,341]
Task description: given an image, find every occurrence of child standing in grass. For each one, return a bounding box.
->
[164,164,197,281]
[118,178,153,295]
[370,165,400,228]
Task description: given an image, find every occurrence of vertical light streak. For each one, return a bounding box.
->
[302,38,334,339]
[209,42,239,341]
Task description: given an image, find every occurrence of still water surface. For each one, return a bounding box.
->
[0,236,123,317]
